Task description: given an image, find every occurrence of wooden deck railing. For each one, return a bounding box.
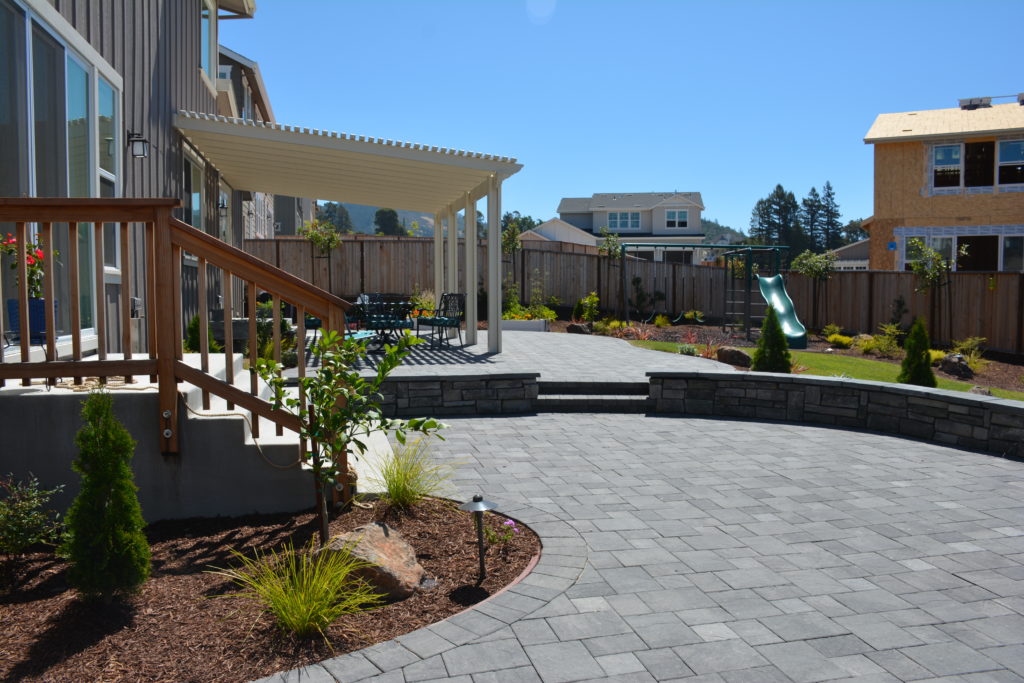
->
[0,198,351,454]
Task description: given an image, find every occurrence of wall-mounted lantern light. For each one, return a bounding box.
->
[126,131,150,158]
[218,198,228,218]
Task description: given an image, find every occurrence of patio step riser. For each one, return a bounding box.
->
[537,381,648,396]
[534,396,652,413]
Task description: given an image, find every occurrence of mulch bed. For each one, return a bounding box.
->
[0,498,539,682]
[548,320,1024,394]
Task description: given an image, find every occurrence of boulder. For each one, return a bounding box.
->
[567,322,592,335]
[969,385,992,396]
[940,353,974,379]
[717,346,751,368]
[320,522,424,601]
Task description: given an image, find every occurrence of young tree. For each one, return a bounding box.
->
[800,187,824,251]
[820,181,842,250]
[499,211,539,255]
[62,390,150,599]
[597,226,623,258]
[374,208,403,235]
[751,306,792,373]
[897,317,937,387]
[790,249,836,330]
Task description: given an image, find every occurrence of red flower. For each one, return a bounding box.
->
[34,249,44,260]
[25,255,35,266]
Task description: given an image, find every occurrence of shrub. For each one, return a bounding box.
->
[209,540,383,639]
[821,323,841,338]
[0,474,64,556]
[858,323,902,358]
[183,314,223,354]
[578,292,600,322]
[751,307,791,373]
[678,343,699,356]
[62,390,150,599]
[653,314,671,328]
[373,437,452,510]
[409,286,435,313]
[683,310,704,323]
[953,336,989,372]
[826,333,853,349]
[897,317,936,387]
[929,349,946,365]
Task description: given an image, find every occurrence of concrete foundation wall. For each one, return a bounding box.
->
[649,371,1024,458]
[0,388,313,522]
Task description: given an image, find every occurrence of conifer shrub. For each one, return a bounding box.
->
[897,317,936,387]
[62,390,150,599]
[751,306,791,373]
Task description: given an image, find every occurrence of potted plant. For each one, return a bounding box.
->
[2,233,58,343]
[299,218,341,257]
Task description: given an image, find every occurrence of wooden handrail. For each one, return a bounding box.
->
[168,217,351,319]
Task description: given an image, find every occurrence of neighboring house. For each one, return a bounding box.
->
[863,96,1024,272]
[832,239,870,271]
[272,196,313,236]
[557,192,705,262]
[521,218,599,247]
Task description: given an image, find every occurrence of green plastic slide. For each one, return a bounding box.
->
[757,274,807,349]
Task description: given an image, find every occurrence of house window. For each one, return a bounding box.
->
[933,141,1024,190]
[999,141,1024,185]
[666,210,688,228]
[608,211,640,231]
[903,236,952,271]
[183,152,204,231]
[1004,236,1023,272]
[200,0,216,80]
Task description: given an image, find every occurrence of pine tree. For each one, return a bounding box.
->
[749,185,805,251]
[751,306,792,373]
[63,390,150,599]
[800,187,824,251]
[897,317,937,387]
[821,181,842,250]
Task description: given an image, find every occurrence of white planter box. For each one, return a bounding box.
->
[501,319,550,332]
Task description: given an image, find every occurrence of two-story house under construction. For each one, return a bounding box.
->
[863,96,1024,272]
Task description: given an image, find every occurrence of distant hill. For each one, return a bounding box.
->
[336,204,436,236]
[701,217,745,245]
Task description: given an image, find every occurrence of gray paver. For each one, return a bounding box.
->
[901,641,1002,676]
[441,639,530,677]
[524,641,605,682]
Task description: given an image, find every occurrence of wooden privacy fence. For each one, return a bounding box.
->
[248,236,1024,353]
[0,198,350,454]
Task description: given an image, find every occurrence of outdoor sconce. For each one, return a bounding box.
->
[458,494,497,582]
[126,131,150,158]
[218,199,228,218]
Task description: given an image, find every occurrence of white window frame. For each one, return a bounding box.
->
[198,0,217,97]
[997,139,1024,189]
[930,139,1024,194]
[608,211,640,231]
[665,209,688,229]
[897,225,1024,272]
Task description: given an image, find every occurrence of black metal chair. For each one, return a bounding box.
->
[415,292,466,348]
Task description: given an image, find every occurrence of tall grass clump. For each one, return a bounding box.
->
[374,438,452,510]
[210,540,383,639]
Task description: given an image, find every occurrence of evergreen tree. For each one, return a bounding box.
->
[897,317,937,387]
[63,390,150,599]
[800,187,824,251]
[316,202,353,233]
[842,218,867,244]
[749,185,805,252]
[820,181,842,250]
[751,306,792,373]
[374,208,403,235]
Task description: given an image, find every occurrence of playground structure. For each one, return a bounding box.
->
[619,242,806,349]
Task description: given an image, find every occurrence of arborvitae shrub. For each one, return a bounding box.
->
[62,390,150,599]
[897,317,937,387]
[751,306,792,373]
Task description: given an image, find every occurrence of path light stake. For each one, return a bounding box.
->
[459,494,497,582]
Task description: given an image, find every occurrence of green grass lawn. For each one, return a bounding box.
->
[629,340,1024,402]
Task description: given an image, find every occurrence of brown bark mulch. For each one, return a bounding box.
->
[0,498,539,683]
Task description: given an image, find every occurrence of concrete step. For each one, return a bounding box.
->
[535,394,652,413]
[537,381,648,396]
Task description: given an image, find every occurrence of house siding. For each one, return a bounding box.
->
[560,212,593,232]
[868,139,1024,269]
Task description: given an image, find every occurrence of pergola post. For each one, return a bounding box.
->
[446,205,458,295]
[486,175,502,353]
[433,211,444,303]
[464,192,477,345]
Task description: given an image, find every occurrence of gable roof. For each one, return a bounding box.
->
[864,102,1024,144]
[528,218,600,245]
[558,192,704,214]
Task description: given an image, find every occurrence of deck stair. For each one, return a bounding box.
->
[534,380,651,413]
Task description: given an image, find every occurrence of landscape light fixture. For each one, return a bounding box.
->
[458,494,498,582]
[126,131,150,158]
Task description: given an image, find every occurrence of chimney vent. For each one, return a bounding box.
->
[959,97,992,110]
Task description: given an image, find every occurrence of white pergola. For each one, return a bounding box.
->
[174,111,522,353]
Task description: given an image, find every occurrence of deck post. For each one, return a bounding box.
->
[446,205,458,295]
[154,206,179,453]
[486,175,502,353]
[433,212,443,301]
[464,191,477,346]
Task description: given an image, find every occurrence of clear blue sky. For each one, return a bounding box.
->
[220,0,1021,235]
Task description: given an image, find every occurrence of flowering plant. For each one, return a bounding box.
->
[484,517,520,546]
[1,234,53,298]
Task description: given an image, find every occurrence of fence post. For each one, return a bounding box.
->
[154,207,179,454]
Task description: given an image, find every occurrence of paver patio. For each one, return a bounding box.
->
[259,405,1024,682]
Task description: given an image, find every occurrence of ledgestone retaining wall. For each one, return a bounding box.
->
[379,373,540,417]
[648,371,1024,458]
